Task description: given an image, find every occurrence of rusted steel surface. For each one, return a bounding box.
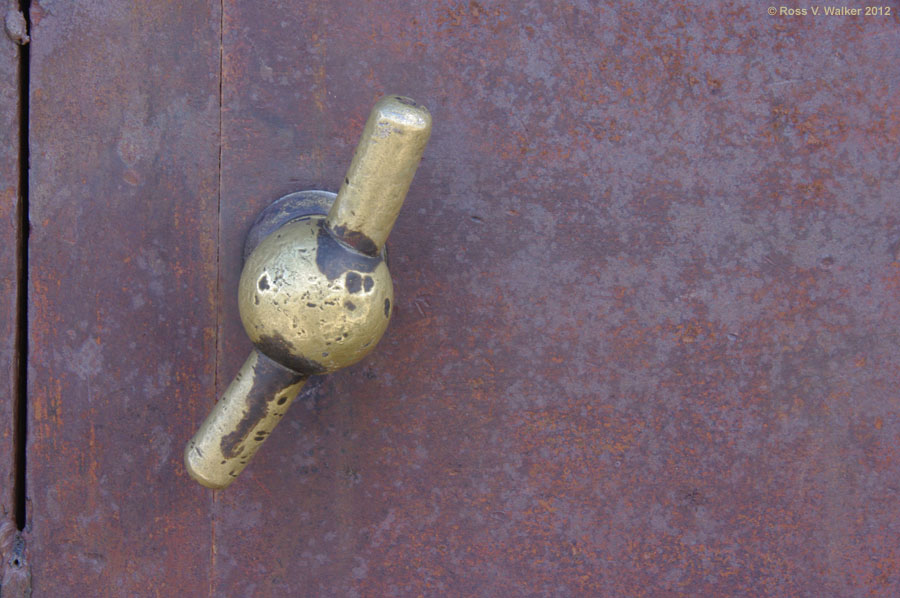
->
[21,0,900,596]
[215,1,900,596]
[0,17,22,590]
[25,1,220,596]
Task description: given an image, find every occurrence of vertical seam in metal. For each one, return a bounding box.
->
[14,0,32,533]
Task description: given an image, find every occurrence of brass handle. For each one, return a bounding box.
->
[185,96,431,489]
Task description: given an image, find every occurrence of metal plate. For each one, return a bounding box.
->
[0,23,24,594]
[213,2,900,596]
[24,1,900,596]
[25,2,221,596]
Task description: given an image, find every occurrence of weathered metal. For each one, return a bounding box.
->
[0,11,19,525]
[186,348,308,489]
[212,2,900,596]
[188,97,429,488]
[238,215,392,374]
[22,0,900,596]
[0,14,25,596]
[327,95,432,254]
[26,1,220,596]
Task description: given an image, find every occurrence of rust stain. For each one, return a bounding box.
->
[26,0,222,595]
[23,0,900,596]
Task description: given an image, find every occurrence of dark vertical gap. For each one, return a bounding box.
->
[14,0,31,532]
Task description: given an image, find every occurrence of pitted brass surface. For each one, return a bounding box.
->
[185,350,306,489]
[185,95,430,489]
[239,216,392,375]
[327,96,431,254]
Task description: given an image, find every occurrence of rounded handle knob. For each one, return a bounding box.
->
[185,96,431,489]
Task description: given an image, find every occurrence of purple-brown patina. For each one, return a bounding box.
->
[23,1,900,596]
[0,14,25,596]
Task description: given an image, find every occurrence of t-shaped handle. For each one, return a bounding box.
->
[185,96,431,489]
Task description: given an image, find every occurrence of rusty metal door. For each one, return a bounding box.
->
[2,1,899,596]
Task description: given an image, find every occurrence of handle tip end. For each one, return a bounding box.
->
[374,95,432,136]
[185,442,233,490]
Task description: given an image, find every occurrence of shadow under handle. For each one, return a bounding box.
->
[184,349,308,489]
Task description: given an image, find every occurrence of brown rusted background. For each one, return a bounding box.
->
[20,0,900,596]
[0,12,22,588]
[25,1,220,595]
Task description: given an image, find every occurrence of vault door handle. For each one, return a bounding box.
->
[185,96,431,489]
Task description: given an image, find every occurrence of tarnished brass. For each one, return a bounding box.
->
[239,216,394,374]
[185,96,431,489]
[185,350,307,489]
[327,96,432,254]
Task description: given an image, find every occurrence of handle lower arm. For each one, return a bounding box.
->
[185,349,307,489]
